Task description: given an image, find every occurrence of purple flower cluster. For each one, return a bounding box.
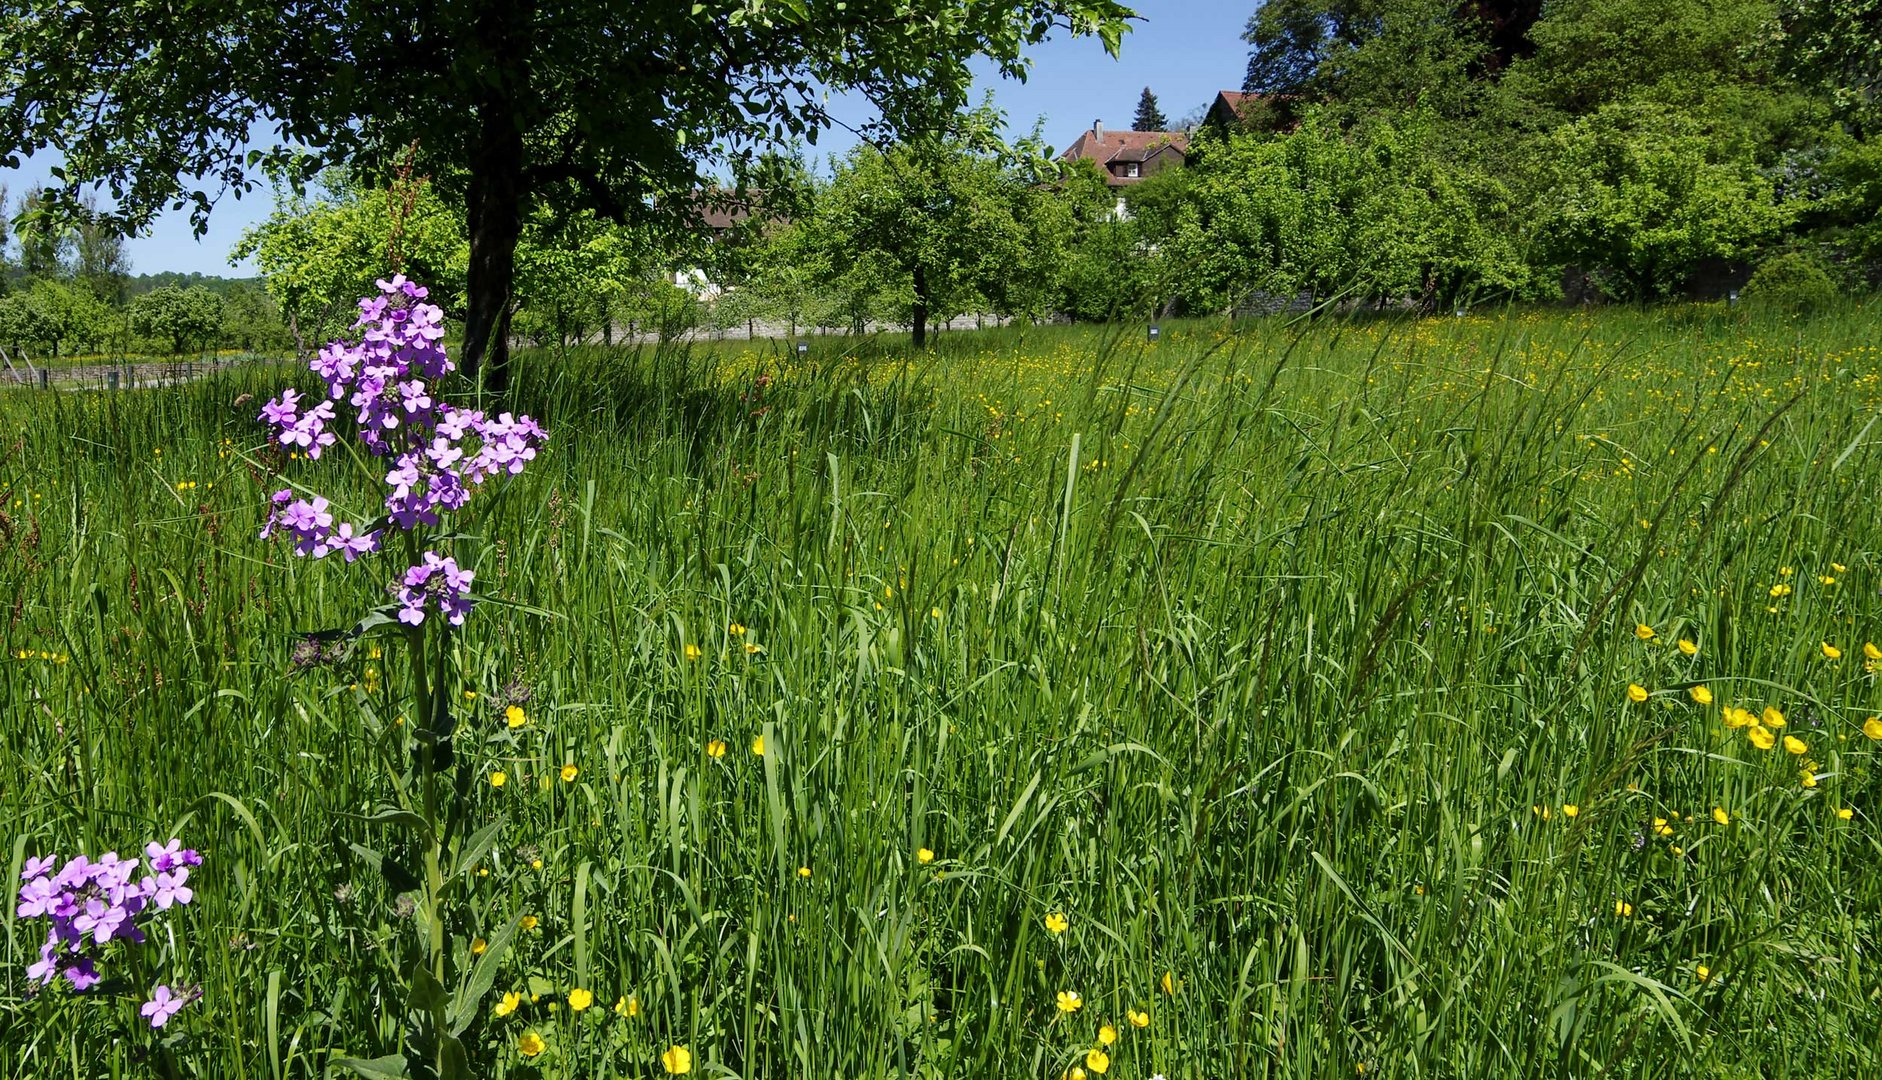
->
[256,276,547,626]
[17,840,201,1025]
[399,551,474,627]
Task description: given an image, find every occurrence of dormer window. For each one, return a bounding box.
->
[1125,162,1140,178]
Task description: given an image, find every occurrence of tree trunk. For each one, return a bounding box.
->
[463,111,523,394]
[460,1,531,394]
[911,265,929,348]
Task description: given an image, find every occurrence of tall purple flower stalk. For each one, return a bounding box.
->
[17,841,202,1026]
[257,275,545,625]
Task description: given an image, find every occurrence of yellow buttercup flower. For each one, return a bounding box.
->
[1085,1049,1110,1075]
[1783,735,1808,755]
[683,644,702,661]
[662,1044,693,1074]
[1160,970,1176,995]
[1063,1069,1087,1080]
[1562,804,1580,818]
[1748,726,1777,750]
[1127,1008,1150,1028]
[706,739,727,759]
[568,989,593,1012]
[1696,964,1710,982]
[1627,684,1649,703]
[519,1032,545,1057]
[505,705,527,728]
[1635,624,1655,641]
[743,642,761,654]
[1045,912,1069,935]
[797,865,811,879]
[494,991,521,1017]
[1761,705,1785,728]
[1800,769,1818,789]
[1688,685,1713,706]
[560,764,579,783]
[1822,642,1843,660]
[729,622,746,636]
[1653,817,1674,837]
[471,937,488,956]
[917,848,935,865]
[1836,807,1854,821]
[1723,706,1753,729]
[520,915,539,930]
[1769,583,1792,598]
[1864,717,1882,740]
[1098,1023,1118,1046]
[1712,807,1729,825]
[1614,900,1633,917]
[1864,642,1881,661]
[1677,639,1698,656]
[1056,990,1083,1013]
[751,735,765,756]
[490,771,507,788]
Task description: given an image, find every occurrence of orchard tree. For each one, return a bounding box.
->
[128,285,225,355]
[2,0,1133,391]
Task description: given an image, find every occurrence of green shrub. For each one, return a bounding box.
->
[1742,251,1839,313]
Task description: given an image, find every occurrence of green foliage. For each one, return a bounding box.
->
[4,309,1882,1073]
[236,174,469,347]
[3,0,1135,384]
[127,285,225,355]
[1164,110,1537,310]
[0,277,113,356]
[1741,250,1840,312]
[1530,104,1793,298]
[1133,86,1169,131]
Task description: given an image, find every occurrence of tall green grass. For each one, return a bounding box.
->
[3,303,1880,1077]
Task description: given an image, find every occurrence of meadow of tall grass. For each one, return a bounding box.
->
[3,304,1880,1077]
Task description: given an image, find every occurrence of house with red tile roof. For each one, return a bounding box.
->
[1058,121,1190,190]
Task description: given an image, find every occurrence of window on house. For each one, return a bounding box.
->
[1125,162,1140,178]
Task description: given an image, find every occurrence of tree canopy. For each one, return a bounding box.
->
[2,0,1134,388]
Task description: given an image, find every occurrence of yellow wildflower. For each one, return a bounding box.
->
[1748,726,1776,750]
[1836,807,1854,821]
[917,848,935,865]
[471,937,488,956]
[560,764,579,783]
[494,991,521,1017]
[1864,642,1881,661]
[1614,900,1633,917]
[1635,624,1655,641]
[1783,735,1807,755]
[1677,639,1698,656]
[1563,804,1580,818]
[1056,990,1083,1014]
[1822,642,1843,660]
[1085,1049,1110,1075]
[751,735,765,755]
[1696,965,1710,982]
[518,1032,545,1058]
[568,989,593,1012]
[1712,807,1729,825]
[729,622,746,636]
[706,738,727,758]
[520,915,539,930]
[1800,769,1818,789]
[1161,970,1176,995]
[490,771,507,788]
[505,705,527,728]
[1098,1024,1118,1046]
[1127,1008,1150,1028]
[797,865,811,879]
[1864,717,1882,740]
[1688,685,1713,706]
[683,644,702,661]
[1761,705,1786,728]
[1045,912,1069,935]
[662,1045,693,1074]
[1627,684,1649,703]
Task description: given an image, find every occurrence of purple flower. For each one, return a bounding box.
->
[23,854,57,879]
[16,876,58,919]
[152,869,193,910]
[63,956,101,991]
[259,389,300,426]
[141,984,187,1028]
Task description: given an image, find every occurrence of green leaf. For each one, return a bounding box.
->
[451,818,504,881]
[329,1055,408,1079]
[448,913,522,1036]
[349,843,422,895]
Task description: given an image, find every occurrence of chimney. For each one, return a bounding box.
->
[1093,119,1103,142]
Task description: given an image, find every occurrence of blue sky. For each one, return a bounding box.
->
[0,0,1252,276]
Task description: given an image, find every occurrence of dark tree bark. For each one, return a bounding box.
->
[460,0,532,395]
[911,264,929,348]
